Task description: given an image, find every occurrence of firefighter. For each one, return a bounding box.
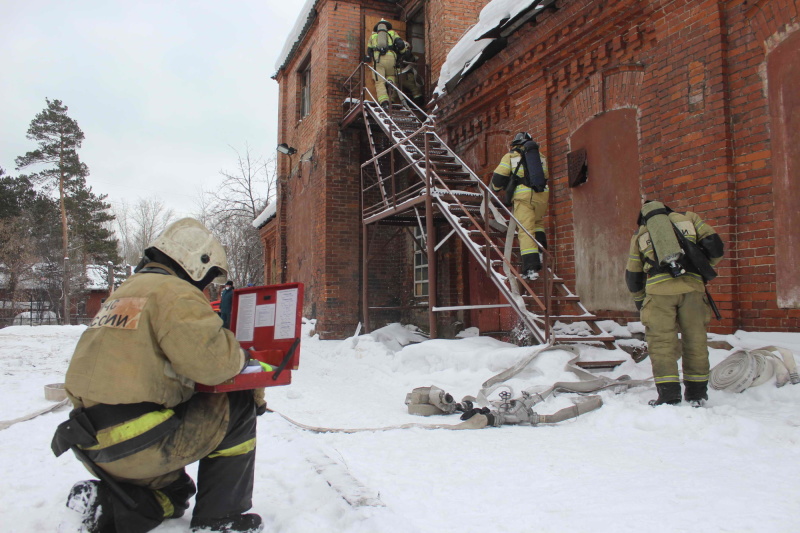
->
[625,201,724,407]
[220,280,235,329]
[365,19,409,109]
[396,41,424,108]
[52,218,264,533]
[490,132,549,280]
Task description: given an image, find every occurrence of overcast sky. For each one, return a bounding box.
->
[0,0,306,218]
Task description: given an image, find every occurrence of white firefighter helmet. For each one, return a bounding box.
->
[148,218,228,284]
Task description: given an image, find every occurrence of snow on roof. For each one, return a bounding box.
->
[273,0,319,76]
[434,0,551,98]
[0,263,122,291]
[252,202,277,229]
[85,264,111,290]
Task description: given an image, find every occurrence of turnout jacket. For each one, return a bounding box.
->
[491,150,549,195]
[367,29,406,62]
[66,263,246,409]
[625,211,724,306]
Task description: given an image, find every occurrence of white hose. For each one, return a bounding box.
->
[710,346,800,392]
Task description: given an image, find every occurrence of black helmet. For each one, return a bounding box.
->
[374,19,392,32]
[511,132,532,147]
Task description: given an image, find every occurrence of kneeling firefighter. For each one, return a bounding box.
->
[52,218,266,533]
[490,132,549,280]
[625,201,724,407]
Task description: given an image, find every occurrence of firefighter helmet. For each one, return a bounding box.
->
[374,19,392,32]
[147,218,228,285]
[511,132,532,147]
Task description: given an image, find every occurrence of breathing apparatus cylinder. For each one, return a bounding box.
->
[640,201,685,277]
[375,21,390,54]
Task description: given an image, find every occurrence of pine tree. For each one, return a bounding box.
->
[14,98,118,323]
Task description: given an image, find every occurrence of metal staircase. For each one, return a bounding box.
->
[342,63,615,348]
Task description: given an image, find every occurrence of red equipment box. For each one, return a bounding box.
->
[196,282,304,393]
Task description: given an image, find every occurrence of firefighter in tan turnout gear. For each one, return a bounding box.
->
[491,132,550,280]
[365,19,422,108]
[625,201,724,407]
[52,218,265,533]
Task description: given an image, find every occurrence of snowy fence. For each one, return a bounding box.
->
[0,313,95,329]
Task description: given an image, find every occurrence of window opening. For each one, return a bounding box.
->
[413,227,428,299]
[299,56,311,119]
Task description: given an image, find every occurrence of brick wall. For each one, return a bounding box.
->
[434,0,800,333]
[269,0,800,337]
[272,0,405,338]
[421,0,486,90]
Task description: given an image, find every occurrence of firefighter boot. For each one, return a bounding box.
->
[684,380,709,408]
[66,480,114,533]
[190,513,264,533]
[648,383,682,406]
[535,231,547,251]
[521,253,541,281]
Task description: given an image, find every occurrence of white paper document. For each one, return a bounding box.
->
[235,293,257,342]
[255,304,275,328]
[274,288,298,339]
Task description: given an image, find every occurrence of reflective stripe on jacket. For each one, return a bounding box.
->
[66,262,245,409]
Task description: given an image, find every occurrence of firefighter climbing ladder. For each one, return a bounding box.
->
[342,63,615,348]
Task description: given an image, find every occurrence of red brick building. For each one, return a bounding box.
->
[265,0,800,339]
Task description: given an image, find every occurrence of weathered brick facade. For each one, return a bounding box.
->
[267,0,800,339]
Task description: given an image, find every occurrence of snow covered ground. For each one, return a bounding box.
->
[1,322,799,532]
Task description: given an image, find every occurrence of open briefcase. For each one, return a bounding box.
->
[196,282,304,392]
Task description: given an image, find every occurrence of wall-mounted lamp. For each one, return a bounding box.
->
[276,143,297,155]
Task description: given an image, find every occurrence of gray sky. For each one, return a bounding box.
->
[0,0,305,218]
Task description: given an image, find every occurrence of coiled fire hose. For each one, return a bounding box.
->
[710,345,800,393]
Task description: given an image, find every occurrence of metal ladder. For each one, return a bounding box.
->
[348,65,615,347]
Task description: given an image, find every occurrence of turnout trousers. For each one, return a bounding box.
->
[373,53,397,105]
[513,186,549,257]
[641,291,712,386]
[79,391,258,533]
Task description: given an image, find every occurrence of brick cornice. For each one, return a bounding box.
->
[558,63,645,135]
[437,0,654,117]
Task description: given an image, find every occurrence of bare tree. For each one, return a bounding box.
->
[202,144,276,287]
[113,197,176,265]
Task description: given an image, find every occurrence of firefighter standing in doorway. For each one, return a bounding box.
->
[491,132,550,280]
[52,218,266,533]
[365,19,423,109]
[625,201,724,407]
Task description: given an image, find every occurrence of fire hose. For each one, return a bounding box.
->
[710,345,800,392]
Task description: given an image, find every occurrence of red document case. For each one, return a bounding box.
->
[196,282,304,393]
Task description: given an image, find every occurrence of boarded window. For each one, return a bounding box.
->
[570,109,641,312]
[768,31,800,308]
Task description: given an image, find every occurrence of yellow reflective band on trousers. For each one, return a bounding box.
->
[153,489,174,518]
[654,375,680,384]
[208,437,256,459]
[82,409,175,451]
[683,373,709,382]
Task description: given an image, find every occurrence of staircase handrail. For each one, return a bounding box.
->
[361,63,434,123]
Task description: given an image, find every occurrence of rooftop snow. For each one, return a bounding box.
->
[273,0,319,76]
[434,0,552,97]
[252,202,277,229]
